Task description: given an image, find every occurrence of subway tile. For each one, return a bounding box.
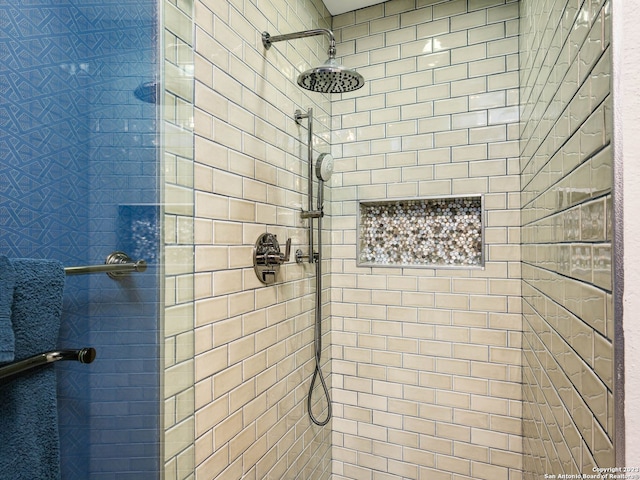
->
[433,30,469,52]
[370,45,401,64]
[402,38,434,58]
[186,0,611,478]
[358,16,388,37]
[436,424,472,447]
[433,63,469,85]
[342,22,371,42]
[384,0,415,15]
[370,76,402,95]
[417,50,452,71]
[487,37,519,57]
[386,88,418,106]
[451,10,488,31]
[434,129,469,148]
[384,28,416,46]
[469,56,506,78]
[418,115,452,134]
[469,90,506,110]
[417,17,451,39]
[417,83,451,102]
[451,144,488,163]
[451,76,488,97]
[434,96,470,115]
[488,70,519,90]
[468,23,506,45]
[386,120,418,137]
[356,32,385,53]
[452,110,488,129]
[433,0,468,19]
[487,3,519,23]
[488,105,519,125]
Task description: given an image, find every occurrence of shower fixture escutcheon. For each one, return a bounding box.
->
[261,29,364,93]
[253,233,291,284]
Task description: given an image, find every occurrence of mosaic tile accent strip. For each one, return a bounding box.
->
[358,197,483,267]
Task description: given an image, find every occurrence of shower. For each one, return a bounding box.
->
[261,27,364,425]
[261,28,365,93]
[290,108,332,426]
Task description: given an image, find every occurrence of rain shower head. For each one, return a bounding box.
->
[298,58,364,94]
[262,29,365,94]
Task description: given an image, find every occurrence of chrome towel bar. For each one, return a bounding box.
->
[64,251,147,278]
[0,347,96,383]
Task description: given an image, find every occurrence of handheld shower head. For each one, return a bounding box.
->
[315,153,334,182]
[315,153,334,210]
[262,29,365,94]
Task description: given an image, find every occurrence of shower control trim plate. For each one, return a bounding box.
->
[253,233,291,284]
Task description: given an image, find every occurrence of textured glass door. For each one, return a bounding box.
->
[0,1,162,477]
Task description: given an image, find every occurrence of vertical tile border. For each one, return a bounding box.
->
[163,0,196,477]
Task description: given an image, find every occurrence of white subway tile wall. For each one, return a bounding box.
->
[330,0,523,479]
[191,0,334,478]
[167,0,616,478]
[519,0,613,476]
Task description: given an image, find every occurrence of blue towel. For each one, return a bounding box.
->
[0,256,15,362]
[0,258,65,480]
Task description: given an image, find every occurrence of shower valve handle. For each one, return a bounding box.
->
[281,238,291,263]
[253,234,291,284]
[263,238,290,265]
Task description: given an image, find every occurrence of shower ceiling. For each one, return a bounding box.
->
[322,0,386,15]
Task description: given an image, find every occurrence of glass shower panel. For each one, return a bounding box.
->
[0,0,162,478]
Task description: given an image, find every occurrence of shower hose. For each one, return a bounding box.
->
[308,214,332,427]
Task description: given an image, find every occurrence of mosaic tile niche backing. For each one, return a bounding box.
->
[358,196,483,267]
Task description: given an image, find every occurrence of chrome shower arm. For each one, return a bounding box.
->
[262,29,337,58]
[261,28,364,93]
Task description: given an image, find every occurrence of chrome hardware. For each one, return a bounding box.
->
[294,109,309,124]
[262,29,364,94]
[253,233,291,284]
[64,251,147,279]
[300,209,323,219]
[295,249,318,264]
[104,251,147,279]
[0,348,96,383]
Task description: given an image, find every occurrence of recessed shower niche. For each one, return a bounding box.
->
[357,196,484,268]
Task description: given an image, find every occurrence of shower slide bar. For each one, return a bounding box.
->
[295,108,318,264]
[0,347,96,383]
[64,251,147,278]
